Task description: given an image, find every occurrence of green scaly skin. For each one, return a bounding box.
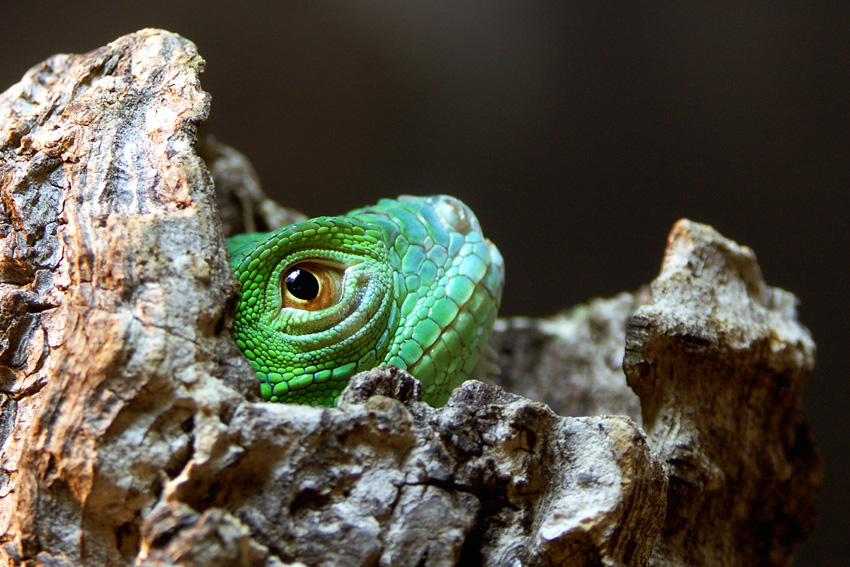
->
[227,195,504,407]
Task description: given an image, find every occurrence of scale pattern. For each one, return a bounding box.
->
[227,195,504,406]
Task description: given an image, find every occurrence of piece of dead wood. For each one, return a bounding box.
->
[0,29,818,567]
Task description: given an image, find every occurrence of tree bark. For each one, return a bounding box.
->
[0,30,818,567]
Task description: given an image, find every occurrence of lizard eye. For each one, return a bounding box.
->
[282,262,344,311]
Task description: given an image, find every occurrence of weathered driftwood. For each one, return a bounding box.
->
[0,29,818,567]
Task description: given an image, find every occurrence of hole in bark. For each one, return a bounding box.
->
[180,414,195,433]
[290,487,331,514]
[164,415,195,480]
[213,313,226,336]
[116,518,141,562]
[414,548,430,567]
[457,477,519,566]
[45,453,58,477]
[28,301,57,313]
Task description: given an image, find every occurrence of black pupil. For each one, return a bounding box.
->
[285,268,320,300]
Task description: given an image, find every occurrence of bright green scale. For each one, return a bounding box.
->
[227,195,504,407]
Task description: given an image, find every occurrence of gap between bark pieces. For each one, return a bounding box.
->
[198,133,307,236]
[624,218,820,567]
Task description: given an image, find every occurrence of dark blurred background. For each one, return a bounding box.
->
[2,3,846,563]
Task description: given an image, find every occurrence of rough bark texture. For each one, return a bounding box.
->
[0,30,818,567]
[489,292,645,423]
[622,220,820,567]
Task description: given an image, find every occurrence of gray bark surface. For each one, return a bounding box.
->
[622,220,820,567]
[0,30,818,567]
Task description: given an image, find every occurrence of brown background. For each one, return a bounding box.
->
[2,3,846,564]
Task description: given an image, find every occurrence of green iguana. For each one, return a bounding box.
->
[227,195,504,407]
